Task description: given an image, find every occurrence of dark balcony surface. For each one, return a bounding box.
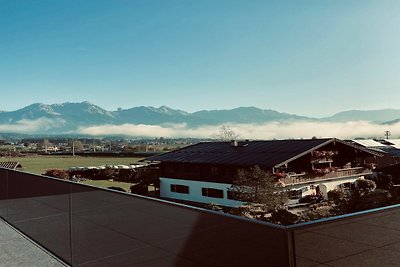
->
[0,219,66,267]
[293,206,400,266]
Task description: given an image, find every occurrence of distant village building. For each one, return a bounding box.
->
[146,138,383,207]
[350,139,400,167]
[44,146,59,153]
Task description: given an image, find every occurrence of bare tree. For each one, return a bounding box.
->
[230,165,287,211]
[212,125,240,141]
[72,140,84,152]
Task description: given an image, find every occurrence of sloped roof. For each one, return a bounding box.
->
[384,139,400,149]
[146,138,335,168]
[348,139,400,157]
[0,161,22,170]
[147,138,384,169]
[337,140,385,157]
[379,147,400,157]
[352,139,387,148]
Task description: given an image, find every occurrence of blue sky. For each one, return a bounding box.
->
[1,0,400,117]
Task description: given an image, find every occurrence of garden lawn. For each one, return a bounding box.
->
[9,155,143,175]
[81,180,134,192]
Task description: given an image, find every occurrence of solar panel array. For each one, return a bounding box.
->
[147,139,333,168]
[385,139,400,149]
[350,139,400,157]
[352,139,387,148]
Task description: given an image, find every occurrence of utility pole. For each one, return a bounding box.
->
[384,130,391,140]
[72,140,75,156]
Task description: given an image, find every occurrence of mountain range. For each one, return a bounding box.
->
[0,101,399,135]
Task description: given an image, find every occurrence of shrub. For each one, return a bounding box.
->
[229,204,267,220]
[390,186,400,204]
[328,189,350,204]
[355,179,376,195]
[130,184,148,195]
[299,194,323,204]
[269,209,299,225]
[371,173,393,190]
[43,169,70,179]
[297,202,335,222]
[348,189,391,212]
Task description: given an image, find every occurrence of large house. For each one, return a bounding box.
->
[146,138,383,207]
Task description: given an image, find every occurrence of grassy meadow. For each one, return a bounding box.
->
[9,155,144,175]
[81,180,135,192]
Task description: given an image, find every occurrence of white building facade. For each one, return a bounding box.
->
[160,177,244,207]
[161,175,367,207]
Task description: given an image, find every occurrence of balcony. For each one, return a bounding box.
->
[280,167,372,186]
[2,167,400,266]
[0,219,65,266]
[0,168,292,266]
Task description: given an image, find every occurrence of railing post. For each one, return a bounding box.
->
[286,229,296,267]
[69,183,73,266]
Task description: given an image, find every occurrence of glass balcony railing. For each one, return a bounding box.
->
[2,167,400,266]
[0,168,291,266]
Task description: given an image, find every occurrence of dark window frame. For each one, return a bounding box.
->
[170,184,189,194]
[202,187,224,198]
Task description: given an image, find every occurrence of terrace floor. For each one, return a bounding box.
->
[0,219,66,267]
[295,207,400,266]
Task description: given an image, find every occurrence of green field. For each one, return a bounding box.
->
[9,155,144,175]
[81,180,134,192]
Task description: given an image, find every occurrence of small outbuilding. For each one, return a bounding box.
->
[0,161,23,170]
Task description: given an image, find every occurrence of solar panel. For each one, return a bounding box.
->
[352,139,386,148]
[385,139,400,149]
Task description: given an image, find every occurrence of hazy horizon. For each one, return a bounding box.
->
[0,118,399,140]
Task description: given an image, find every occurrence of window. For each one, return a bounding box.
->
[202,188,224,198]
[170,184,189,194]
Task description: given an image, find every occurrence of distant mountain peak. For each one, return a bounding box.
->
[157,105,189,115]
[1,102,400,135]
[326,109,400,123]
[19,103,60,116]
[50,101,114,117]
